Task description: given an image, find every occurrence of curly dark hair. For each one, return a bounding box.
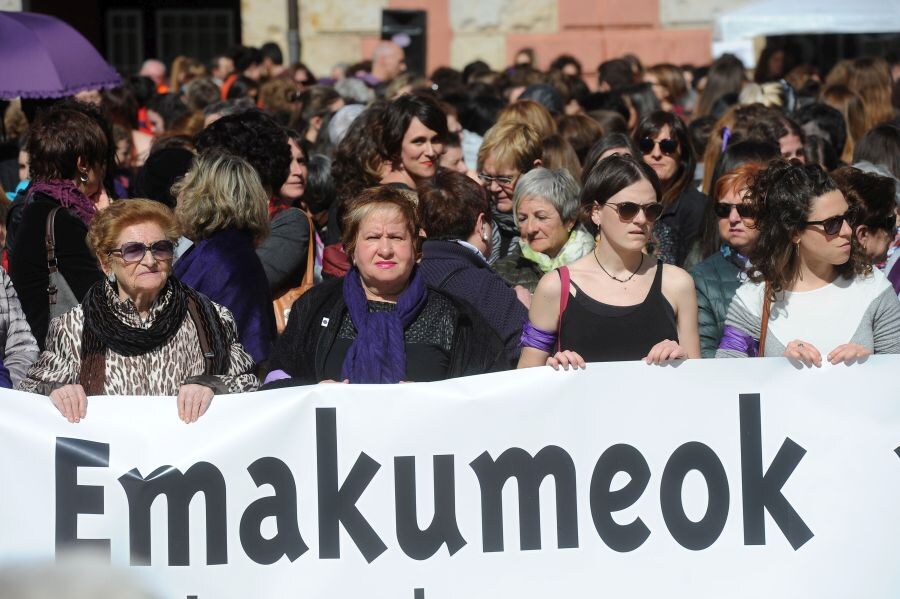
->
[332,101,389,208]
[747,160,870,297]
[830,165,896,232]
[195,109,290,194]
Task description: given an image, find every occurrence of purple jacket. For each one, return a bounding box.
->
[173,228,275,364]
[418,239,527,365]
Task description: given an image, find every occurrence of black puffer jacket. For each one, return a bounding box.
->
[266,277,512,386]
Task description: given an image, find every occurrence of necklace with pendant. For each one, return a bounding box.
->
[594,250,643,283]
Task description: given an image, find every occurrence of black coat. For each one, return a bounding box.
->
[660,186,707,266]
[9,191,103,349]
[266,277,512,386]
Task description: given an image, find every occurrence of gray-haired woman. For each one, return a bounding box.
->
[492,167,595,294]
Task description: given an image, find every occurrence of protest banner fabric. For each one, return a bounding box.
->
[1,357,899,598]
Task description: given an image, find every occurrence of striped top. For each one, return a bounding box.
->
[716,269,900,358]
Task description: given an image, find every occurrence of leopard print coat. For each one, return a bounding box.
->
[17,283,258,396]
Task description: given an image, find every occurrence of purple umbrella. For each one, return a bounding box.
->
[0,10,121,99]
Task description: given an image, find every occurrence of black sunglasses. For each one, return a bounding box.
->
[639,137,678,155]
[804,212,853,236]
[714,202,756,219]
[605,201,664,223]
[107,240,176,263]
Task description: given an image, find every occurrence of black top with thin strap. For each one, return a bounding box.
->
[559,259,678,362]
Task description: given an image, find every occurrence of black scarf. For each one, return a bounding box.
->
[79,277,231,394]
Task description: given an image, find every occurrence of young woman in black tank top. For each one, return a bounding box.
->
[518,154,700,368]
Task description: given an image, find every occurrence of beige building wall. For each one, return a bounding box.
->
[241,0,752,77]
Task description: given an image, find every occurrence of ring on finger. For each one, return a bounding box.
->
[797,342,804,348]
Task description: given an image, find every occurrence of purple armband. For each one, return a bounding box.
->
[520,321,557,353]
[718,325,758,357]
[263,369,292,384]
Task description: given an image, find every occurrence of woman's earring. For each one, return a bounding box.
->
[107,272,116,284]
[79,171,89,184]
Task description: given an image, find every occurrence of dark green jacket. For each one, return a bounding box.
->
[689,251,745,358]
[492,247,544,294]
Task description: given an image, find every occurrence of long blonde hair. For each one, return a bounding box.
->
[847,57,894,130]
[820,85,868,163]
[173,151,270,243]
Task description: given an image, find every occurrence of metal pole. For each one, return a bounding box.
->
[287,0,300,64]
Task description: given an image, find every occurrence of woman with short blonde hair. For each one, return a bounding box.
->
[476,121,543,263]
[173,151,269,243]
[172,151,276,363]
[496,100,557,139]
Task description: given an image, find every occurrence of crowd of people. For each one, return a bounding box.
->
[0,38,898,422]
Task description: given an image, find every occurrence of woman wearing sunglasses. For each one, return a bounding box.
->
[690,141,780,357]
[634,111,707,267]
[830,166,898,265]
[717,161,900,363]
[18,200,259,423]
[583,133,680,265]
[518,154,700,368]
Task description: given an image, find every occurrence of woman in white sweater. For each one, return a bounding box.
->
[716,160,900,364]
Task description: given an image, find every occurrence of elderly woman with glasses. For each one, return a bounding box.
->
[476,121,543,264]
[518,154,700,369]
[493,167,595,295]
[717,161,900,363]
[18,199,259,423]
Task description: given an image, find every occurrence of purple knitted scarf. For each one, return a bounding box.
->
[29,179,97,226]
[340,266,428,384]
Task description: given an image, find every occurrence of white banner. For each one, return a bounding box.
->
[2,357,900,598]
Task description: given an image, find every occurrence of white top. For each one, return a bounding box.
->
[720,268,900,356]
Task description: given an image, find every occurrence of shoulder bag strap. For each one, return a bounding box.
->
[758,282,772,357]
[557,266,570,353]
[300,209,315,288]
[186,295,215,375]
[45,207,63,307]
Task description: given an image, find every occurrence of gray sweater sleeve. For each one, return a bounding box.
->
[0,268,39,386]
[868,286,900,354]
[715,285,761,359]
[255,209,311,297]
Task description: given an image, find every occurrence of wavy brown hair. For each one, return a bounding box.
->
[747,160,870,299]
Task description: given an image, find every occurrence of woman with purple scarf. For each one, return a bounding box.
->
[10,105,109,349]
[263,186,508,386]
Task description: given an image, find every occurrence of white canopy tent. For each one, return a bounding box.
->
[712,0,900,66]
